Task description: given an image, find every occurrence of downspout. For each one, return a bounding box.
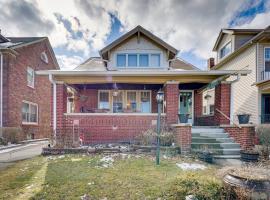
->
[0,52,3,136]
[49,74,57,140]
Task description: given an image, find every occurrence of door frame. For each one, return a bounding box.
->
[261,94,270,123]
[179,90,194,124]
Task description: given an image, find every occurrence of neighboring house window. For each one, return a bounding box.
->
[265,48,270,72]
[116,54,126,67]
[27,67,35,88]
[99,91,110,109]
[22,101,38,124]
[140,91,151,113]
[219,42,231,59]
[126,91,137,112]
[116,53,160,67]
[150,54,160,67]
[202,89,215,115]
[40,51,48,64]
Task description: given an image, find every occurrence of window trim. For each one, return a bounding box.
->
[27,67,35,89]
[219,41,232,60]
[116,53,161,68]
[22,100,38,125]
[98,90,152,113]
[264,47,270,72]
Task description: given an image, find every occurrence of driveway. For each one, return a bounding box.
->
[0,141,48,170]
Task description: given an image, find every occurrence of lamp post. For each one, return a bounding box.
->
[156,90,164,165]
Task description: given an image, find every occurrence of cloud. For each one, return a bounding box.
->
[56,55,83,70]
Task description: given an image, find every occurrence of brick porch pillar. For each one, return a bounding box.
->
[172,124,192,154]
[56,84,67,130]
[214,83,231,125]
[164,81,179,124]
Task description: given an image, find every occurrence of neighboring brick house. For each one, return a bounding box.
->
[37,26,255,155]
[0,33,59,140]
[210,26,270,125]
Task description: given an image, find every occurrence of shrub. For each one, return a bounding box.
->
[164,172,223,200]
[1,127,23,144]
[135,125,176,146]
[256,125,270,160]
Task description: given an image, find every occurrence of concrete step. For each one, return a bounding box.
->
[192,137,234,143]
[192,128,225,134]
[193,148,241,155]
[191,143,240,149]
[192,133,229,138]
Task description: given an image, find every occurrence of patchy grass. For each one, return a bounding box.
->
[0,154,220,200]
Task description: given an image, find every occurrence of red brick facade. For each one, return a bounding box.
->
[2,40,58,139]
[173,124,191,153]
[222,125,257,150]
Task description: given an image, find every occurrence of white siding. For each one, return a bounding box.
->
[218,44,259,124]
[108,35,169,69]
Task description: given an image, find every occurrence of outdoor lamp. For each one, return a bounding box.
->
[156,90,164,104]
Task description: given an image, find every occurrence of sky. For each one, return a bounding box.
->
[0,0,270,70]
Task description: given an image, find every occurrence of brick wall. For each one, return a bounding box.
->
[173,124,191,154]
[222,125,257,150]
[164,82,179,124]
[74,89,98,112]
[2,40,57,139]
[63,114,165,144]
[56,84,67,129]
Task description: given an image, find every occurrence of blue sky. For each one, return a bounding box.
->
[1,0,270,69]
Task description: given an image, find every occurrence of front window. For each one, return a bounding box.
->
[219,42,231,59]
[202,89,215,115]
[99,91,110,110]
[126,91,137,112]
[117,54,126,67]
[27,67,35,88]
[265,48,270,72]
[22,101,38,124]
[113,91,124,113]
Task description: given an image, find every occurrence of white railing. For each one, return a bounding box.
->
[260,71,270,81]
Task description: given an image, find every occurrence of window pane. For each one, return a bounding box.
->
[140,91,150,113]
[30,104,37,122]
[139,54,149,67]
[113,91,123,113]
[22,103,29,122]
[127,91,137,112]
[27,67,34,87]
[117,54,126,67]
[265,48,270,72]
[202,89,215,115]
[220,42,231,59]
[150,54,160,67]
[128,54,137,67]
[99,91,109,109]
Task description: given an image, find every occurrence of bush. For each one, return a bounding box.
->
[1,127,23,144]
[256,125,270,160]
[164,172,223,200]
[135,125,176,146]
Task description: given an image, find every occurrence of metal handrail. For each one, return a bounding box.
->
[215,108,242,128]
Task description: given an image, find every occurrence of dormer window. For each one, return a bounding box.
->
[219,42,231,59]
[116,53,160,68]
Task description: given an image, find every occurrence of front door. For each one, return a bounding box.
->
[179,91,194,124]
[261,94,270,123]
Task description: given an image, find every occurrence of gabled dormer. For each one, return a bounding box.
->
[99,25,178,70]
[213,29,261,64]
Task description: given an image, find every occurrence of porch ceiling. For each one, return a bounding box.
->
[36,70,251,84]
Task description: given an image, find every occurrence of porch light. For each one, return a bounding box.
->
[156,90,164,165]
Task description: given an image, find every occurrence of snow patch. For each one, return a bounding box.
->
[176,163,207,170]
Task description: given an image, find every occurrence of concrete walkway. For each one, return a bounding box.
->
[0,141,48,170]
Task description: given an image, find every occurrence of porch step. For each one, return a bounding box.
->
[191,127,241,158]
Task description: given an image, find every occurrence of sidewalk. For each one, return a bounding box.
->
[0,138,49,151]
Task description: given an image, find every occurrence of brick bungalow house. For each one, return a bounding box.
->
[37,26,256,157]
[0,33,59,140]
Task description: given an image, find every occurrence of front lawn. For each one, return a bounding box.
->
[0,154,222,200]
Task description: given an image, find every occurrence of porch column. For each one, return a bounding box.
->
[172,124,192,154]
[56,83,67,131]
[214,83,231,125]
[164,81,179,124]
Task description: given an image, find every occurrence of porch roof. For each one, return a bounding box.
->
[36,69,250,84]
